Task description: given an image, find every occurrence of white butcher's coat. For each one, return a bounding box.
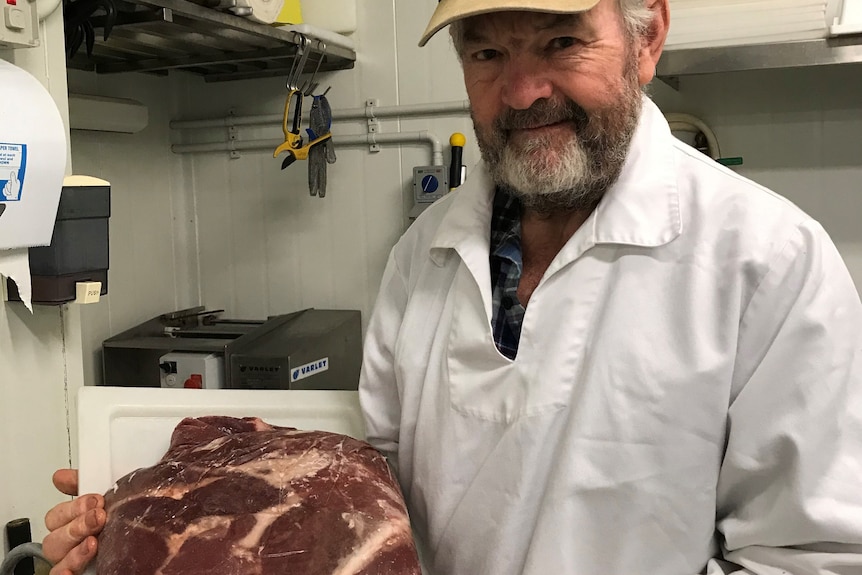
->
[358,98,862,575]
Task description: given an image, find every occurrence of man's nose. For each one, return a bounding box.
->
[500,58,554,110]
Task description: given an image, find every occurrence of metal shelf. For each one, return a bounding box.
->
[68,0,355,82]
[657,34,862,87]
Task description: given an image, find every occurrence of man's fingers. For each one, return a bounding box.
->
[45,494,103,531]
[53,469,79,496]
[42,508,105,565]
[48,536,97,575]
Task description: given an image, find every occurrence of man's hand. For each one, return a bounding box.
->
[43,470,106,575]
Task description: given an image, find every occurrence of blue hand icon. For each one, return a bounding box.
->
[3,171,20,199]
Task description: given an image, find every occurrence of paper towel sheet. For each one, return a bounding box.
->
[0,249,32,312]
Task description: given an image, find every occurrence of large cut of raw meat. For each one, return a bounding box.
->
[97,416,421,575]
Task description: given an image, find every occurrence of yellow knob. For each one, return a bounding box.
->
[450,132,467,147]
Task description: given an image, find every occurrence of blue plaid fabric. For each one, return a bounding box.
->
[489,189,525,360]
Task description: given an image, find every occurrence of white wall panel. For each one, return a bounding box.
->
[657,65,862,289]
[393,0,477,219]
[0,305,74,552]
[178,0,406,326]
[68,70,194,386]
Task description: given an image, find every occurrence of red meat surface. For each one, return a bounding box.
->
[97,416,420,575]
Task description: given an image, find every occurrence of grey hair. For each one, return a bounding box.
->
[450,0,655,56]
[619,0,653,38]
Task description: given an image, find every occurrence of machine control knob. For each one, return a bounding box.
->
[421,174,439,194]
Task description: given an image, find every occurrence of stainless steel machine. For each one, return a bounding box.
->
[102,306,362,390]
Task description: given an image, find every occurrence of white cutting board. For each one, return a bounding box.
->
[77,386,365,497]
[75,386,428,575]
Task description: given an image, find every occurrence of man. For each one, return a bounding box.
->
[359,0,862,574]
[42,0,862,574]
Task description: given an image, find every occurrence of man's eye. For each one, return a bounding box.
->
[550,37,579,50]
[473,49,499,62]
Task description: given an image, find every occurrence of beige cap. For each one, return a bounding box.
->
[420,0,602,46]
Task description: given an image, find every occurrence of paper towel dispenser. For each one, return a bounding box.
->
[5,175,111,305]
[0,59,66,251]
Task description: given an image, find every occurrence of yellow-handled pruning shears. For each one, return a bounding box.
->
[273,35,332,170]
[273,88,332,169]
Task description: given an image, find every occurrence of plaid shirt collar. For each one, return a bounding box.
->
[490,188,522,258]
[489,188,524,360]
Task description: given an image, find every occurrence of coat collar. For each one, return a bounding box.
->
[429,96,682,267]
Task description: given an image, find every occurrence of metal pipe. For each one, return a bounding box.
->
[349,101,471,120]
[172,130,444,165]
[169,100,471,131]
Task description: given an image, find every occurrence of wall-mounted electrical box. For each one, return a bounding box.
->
[0,0,38,48]
[409,165,449,219]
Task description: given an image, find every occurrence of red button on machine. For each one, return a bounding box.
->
[183,374,203,389]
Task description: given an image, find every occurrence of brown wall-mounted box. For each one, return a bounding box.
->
[6,175,110,305]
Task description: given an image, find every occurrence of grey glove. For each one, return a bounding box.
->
[308,95,336,198]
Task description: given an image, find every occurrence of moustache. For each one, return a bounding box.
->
[494,99,591,134]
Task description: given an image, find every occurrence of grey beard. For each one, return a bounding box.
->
[474,69,643,215]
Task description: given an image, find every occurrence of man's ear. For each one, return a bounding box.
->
[637,0,670,85]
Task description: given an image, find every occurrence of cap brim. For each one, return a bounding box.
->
[419,0,601,47]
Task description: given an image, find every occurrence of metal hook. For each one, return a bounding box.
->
[286,35,310,90]
[301,41,327,97]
